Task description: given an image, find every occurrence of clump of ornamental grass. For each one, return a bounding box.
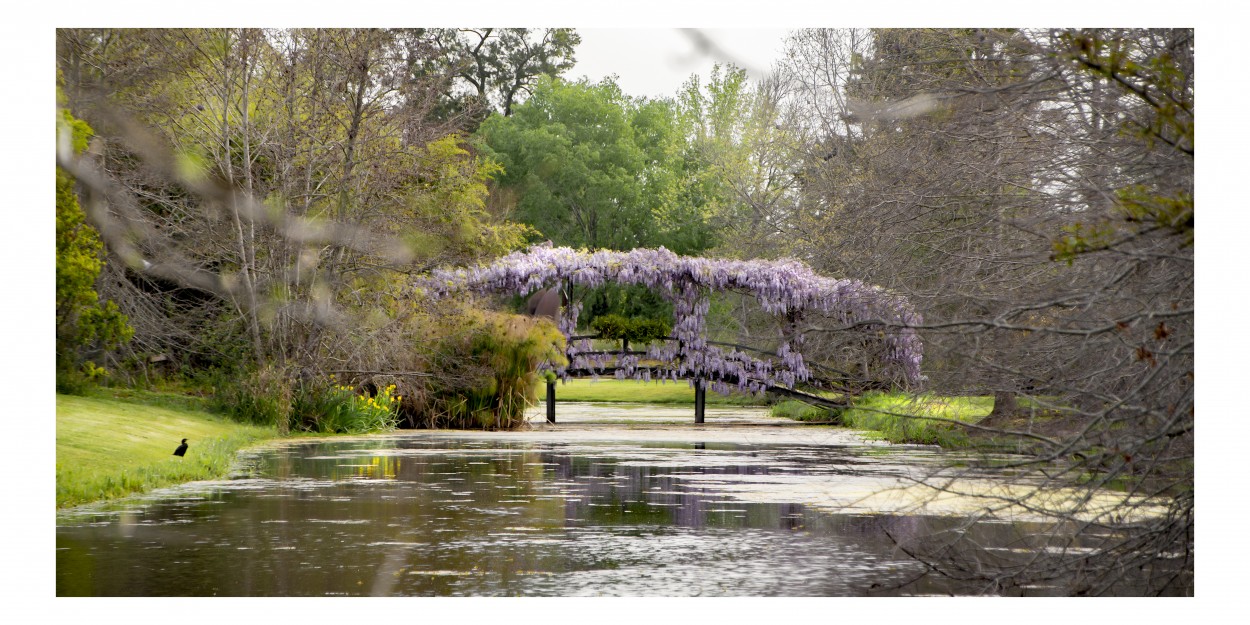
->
[416,311,566,429]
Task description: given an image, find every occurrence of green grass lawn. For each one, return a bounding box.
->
[56,392,275,508]
[543,378,769,406]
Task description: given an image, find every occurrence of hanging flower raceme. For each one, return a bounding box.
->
[418,244,925,392]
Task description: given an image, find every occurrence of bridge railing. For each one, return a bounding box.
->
[562,333,873,394]
[541,333,875,424]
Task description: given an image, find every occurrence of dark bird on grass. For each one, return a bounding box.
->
[173,439,188,457]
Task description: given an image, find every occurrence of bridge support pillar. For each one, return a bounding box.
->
[694,378,706,424]
[546,380,556,424]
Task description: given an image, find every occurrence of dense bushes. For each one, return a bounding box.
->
[291,381,400,433]
[207,366,399,434]
[207,365,294,429]
[199,305,564,432]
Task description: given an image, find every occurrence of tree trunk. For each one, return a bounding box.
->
[987,390,1018,422]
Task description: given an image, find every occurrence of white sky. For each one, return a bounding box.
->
[571,29,792,100]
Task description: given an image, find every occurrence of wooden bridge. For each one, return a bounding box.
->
[540,334,883,425]
[426,247,924,427]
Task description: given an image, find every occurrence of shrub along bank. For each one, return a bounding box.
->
[838,392,993,446]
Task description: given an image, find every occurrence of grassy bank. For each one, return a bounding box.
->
[56,390,276,508]
[58,377,764,508]
[839,392,993,446]
[770,392,994,446]
[545,378,769,406]
[769,399,843,422]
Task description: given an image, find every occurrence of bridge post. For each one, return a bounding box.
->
[546,379,556,424]
[694,378,706,424]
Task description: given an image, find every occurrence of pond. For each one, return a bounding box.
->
[56,404,1165,596]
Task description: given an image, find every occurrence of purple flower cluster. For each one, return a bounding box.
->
[420,244,924,392]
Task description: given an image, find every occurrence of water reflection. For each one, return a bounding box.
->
[56,431,1156,596]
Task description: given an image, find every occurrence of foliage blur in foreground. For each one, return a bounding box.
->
[763,28,1192,595]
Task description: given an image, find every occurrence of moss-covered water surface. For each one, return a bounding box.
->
[56,404,1179,596]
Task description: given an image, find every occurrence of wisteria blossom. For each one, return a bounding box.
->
[419,244,924,393]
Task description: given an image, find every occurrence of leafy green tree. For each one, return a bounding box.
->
[55,106,133,385]
[676,64,802,259]
[477,76,724,325]
[389,134,536,266]
[479,77,663,251]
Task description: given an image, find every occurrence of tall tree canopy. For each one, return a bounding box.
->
[676,64,804,260]
[415,28,581,123]
[477,76,714,255]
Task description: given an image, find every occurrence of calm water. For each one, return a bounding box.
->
[55,405,1150,596]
